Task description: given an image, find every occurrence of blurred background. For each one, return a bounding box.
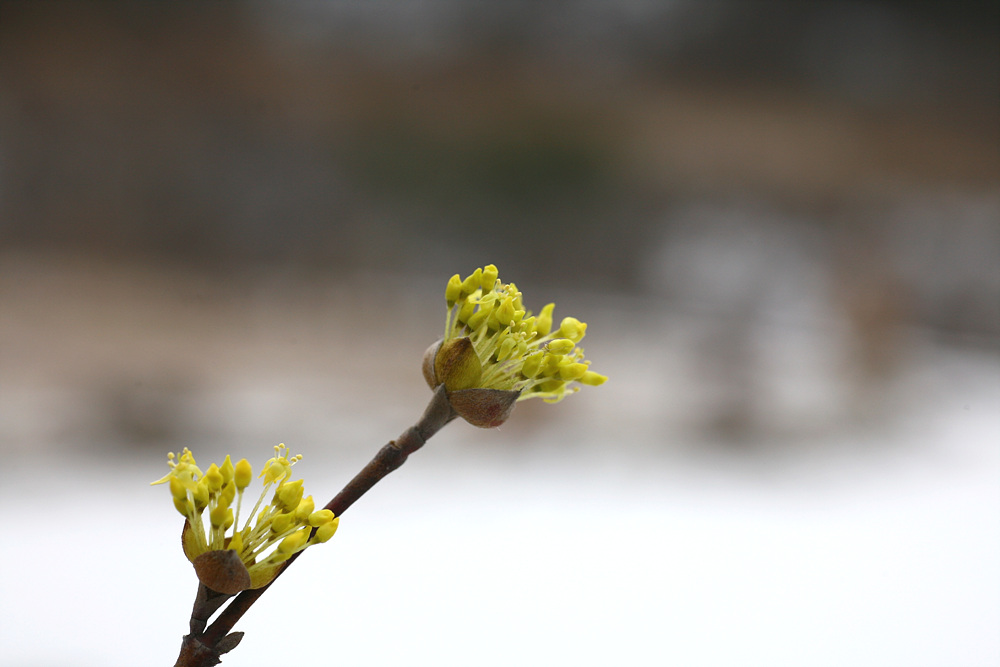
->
[1,1,997,665]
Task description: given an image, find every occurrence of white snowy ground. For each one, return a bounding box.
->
[2,350,998,667]
[0,262,997,666]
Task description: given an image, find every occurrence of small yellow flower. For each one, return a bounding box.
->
[426,264,606,415]
[151,444,339,592]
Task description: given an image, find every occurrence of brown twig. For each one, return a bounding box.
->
[172,385,457,667]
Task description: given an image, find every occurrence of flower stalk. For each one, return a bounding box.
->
[164,264,606,666]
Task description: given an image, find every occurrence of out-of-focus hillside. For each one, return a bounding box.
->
[1,3,996,327]
[1,1,997,454]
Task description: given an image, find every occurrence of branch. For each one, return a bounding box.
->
[173,385,456,666]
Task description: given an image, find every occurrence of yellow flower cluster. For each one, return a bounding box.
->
[151,444,338,590]
[441,264,606,403]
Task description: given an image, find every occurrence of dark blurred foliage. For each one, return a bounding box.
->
[0,0,997,330]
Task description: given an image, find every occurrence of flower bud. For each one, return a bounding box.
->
[169,476,188,503]
[579,370,608,386]
[192,479,210,512]
[481,264,499,291]
[536,303,555,337]
[445,274,463,306]
[461,268,483,296]
[234,458,253,490]
[219,480,237,508]
[496,298,516,328]
[278,528,310,555]
[557,317,587,343]
[275,479,304,512]
[271,512,296,535]
[314,516,340,543]
[294,496,315,521]
[546,338,576,355]
[308,509,335,526]
[228,531,244,555]
[521,350,544,378]
[466,297,494,330]
[210,504,232,528]
[558,361,589,381]
[204,463,224,493]
[219,455,235,484]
